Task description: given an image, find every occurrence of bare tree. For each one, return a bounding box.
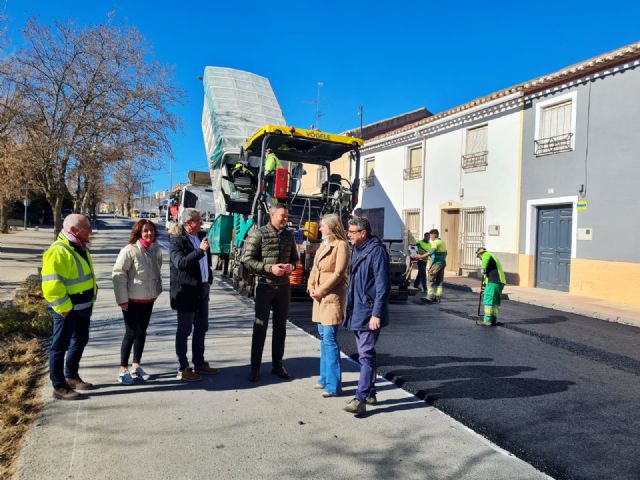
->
[0,76,33,233]
[109,157,147,217]
[0,18,181,237]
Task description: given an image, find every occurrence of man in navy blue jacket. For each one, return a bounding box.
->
[343,216,390,415]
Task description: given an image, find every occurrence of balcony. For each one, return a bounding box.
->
[403,165,422,180]
[462,151,488,171]
[534,133,573,156]
[363,175,375,188]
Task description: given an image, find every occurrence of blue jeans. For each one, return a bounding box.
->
[175,284,209,370]
[48,307,91,389]
[317,324,342,395]
[354,329,380,401]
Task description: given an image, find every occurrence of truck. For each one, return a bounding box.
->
[176,171,216,231]
[201,67,362,296]
[165,171,216,231]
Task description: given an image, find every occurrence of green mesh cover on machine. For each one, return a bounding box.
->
[201,67,285,216]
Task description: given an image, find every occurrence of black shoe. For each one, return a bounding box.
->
[271,366,292,380]
[421,297,435,304]
[365,394,378,405]
[248,370,259,383]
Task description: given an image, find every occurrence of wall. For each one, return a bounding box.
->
[519,63,640,300]
[520,64,640,262]
[422,103,523,277]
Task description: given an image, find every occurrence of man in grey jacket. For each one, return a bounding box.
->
[242,204,299,383]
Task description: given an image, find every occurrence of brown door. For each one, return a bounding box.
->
[440,209,460,273]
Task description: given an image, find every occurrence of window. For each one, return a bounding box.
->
[462,125,488,171]
[359,208,384,238]
[404,145,422,180]
[403,210,421,247]
[534,92,577,156]
[315,165,328,188]
[460,207,486,269]
[363,158,375,187]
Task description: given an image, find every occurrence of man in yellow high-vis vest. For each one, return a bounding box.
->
[42,214,97,400]
[424,228,447,303]
[412,232,431,293]
[476,247,506,327]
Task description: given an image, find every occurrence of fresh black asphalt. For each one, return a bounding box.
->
[287,289,640,480]
[118,217,637,479]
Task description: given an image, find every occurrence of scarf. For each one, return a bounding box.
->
[62,230,91,250]
[139,238,154,249]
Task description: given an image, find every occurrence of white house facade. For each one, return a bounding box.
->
[419,93,523,279]
[357,93,524,280]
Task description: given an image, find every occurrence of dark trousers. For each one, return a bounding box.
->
[413,260,427,290]
[354,329,380,401]
[251,282,290,371]
[120,301,154,367]
[175,284,209,370]
[48,307,91,389]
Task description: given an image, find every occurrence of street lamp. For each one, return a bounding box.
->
[23,192,30,230]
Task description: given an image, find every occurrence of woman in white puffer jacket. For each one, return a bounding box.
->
[112,220,163,385]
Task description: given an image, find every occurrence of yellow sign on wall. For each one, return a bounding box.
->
[577,200,588,211]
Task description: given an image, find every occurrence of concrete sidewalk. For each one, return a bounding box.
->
[444,274,640,328]
[9,223,549,480]
[14,281,550,480]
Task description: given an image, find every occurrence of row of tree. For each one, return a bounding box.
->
[0,16,181,236]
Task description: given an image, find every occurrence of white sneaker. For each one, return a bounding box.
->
[118,370,134,385]
[131,367,150,381]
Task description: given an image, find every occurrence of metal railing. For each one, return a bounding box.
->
[462,151,488,170]
[363,175,375,188]
[403,165,422,180]
[534,133,573,156]
[459,207,485,270]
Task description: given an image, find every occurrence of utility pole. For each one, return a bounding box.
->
[314,81,324,130]
[168,157,173,196]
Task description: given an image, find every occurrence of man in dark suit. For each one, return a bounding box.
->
[170,208,219,381]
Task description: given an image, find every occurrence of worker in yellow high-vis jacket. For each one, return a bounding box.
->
[41,214,97,400]
[424,229,447,303]
[412,232,431,293]
[476,247,506,327]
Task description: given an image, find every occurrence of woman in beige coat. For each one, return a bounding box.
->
[308,214,350,397]
[112,220,162,385]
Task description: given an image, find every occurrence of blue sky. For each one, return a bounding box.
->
[3,0,639,194]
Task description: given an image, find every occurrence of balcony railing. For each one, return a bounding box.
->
[403,165,422,180]
[363,175,375,188]
[462,151,488,170]
[534,133,573,156]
